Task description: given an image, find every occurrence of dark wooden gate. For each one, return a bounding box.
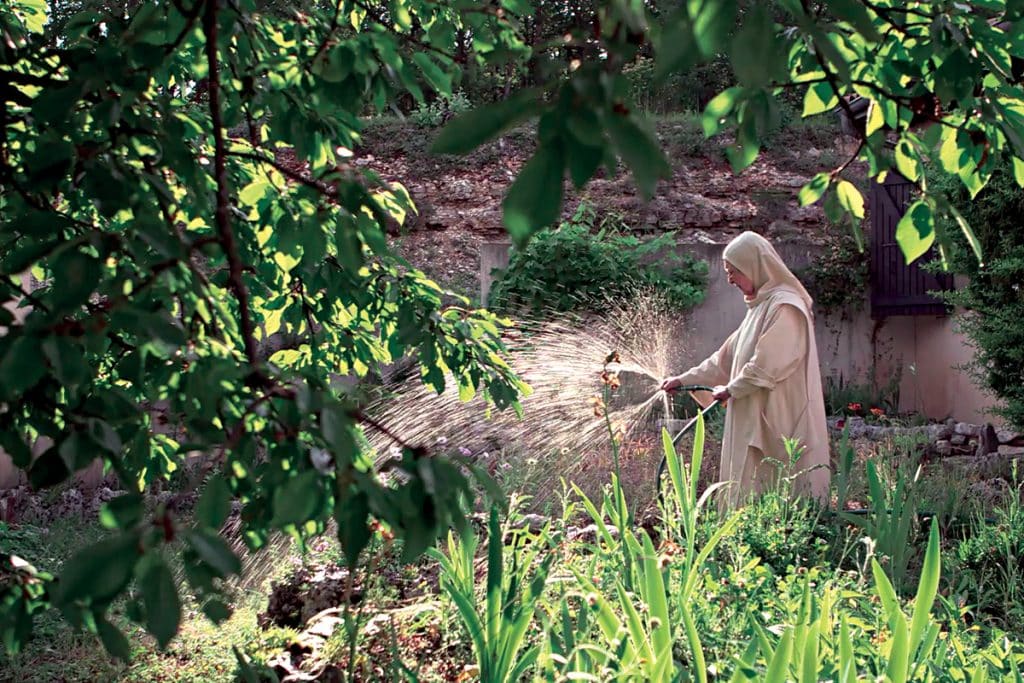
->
[870,172,953,318]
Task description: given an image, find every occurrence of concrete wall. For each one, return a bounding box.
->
[480,241,511,306]
[481,240,999,425]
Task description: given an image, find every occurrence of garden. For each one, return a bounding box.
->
[4,1,1024,682]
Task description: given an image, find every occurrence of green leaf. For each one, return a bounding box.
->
[53,533,139,606]
[566,135,604,189]
[502,143,565,246]
[42,337,89,389]
[802,82,838,117]
[730,6,786,86]
[432,89,542,155]
[195,476,232,529]
[335,490,371,567]
[272,470,322,527]
[726,114,760,172]
[412,53,452,95]
[184,529,241,578]
[96,616,132,661]
[321,403,357,462]
[691,0,738,56]
[202,598,232,624]
[836,180,865,219]
[702,87,743,137]
[865,99,885,137]
[827,0,882,42]
[908,519,940,658]
[51,249,102,313]
[940,127,968,173]
[605,115,671,199]
[894,139,922,182]
[1012,156,1024,187]
[798,173,830,206]
[27,446,71,489]
[0,335,45,398]
[765,628,794,681]
[947,203,984,265]
[140,559,181,648]
[99,494,144,530]
[655,9,698,79]
[895,200,935,265]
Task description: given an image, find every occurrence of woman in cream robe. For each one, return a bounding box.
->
[661,232,829,507]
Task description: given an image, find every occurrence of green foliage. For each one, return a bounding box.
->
[0,0,527,656]
[489,203,707,314]
[428,506,554,683]
[930,155,1024,429]
[949,468,1024,633]
[728,491,832,576]
[841,450,924,593]
[824,372,901,419]
[7,0,1024,658]
[433,412,1024,680]
[797,231,870,316]
[410,91,472,127]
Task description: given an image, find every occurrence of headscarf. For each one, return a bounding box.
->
[722,232,814,311]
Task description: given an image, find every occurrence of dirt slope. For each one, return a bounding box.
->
[355,116,861,299]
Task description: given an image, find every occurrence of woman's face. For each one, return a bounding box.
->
[723,260,757,297]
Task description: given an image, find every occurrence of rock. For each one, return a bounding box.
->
[978,423,999,456]
[951,434,966,446]
[925,423,953,442]
[998,445,1024,457]
[934,440,952,456]
[567,523,619,543]
[954,422,980,437]
[997,428,1018,444]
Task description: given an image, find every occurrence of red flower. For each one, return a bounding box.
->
[847,402,862,413]
[870,407,885,417]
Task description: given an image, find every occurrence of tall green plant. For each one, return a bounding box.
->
[842,455,921,592]
[427,506,553,683]
[730,520,944,682]
[568,413,739,683]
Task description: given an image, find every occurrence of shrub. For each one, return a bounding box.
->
[796,232,870,316]
[928,155,1024,428]
[489,203,707,314]
[410,91,472,127]
[948,469,1024,633]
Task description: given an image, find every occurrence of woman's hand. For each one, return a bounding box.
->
[660,376,682,392]
[711,385,731,402]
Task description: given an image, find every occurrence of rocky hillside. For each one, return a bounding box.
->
[355,113,862,300]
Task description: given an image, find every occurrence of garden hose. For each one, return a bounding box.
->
[655,384,721,505]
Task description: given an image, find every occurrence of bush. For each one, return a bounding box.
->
[929,155,1024,428]
[796,231,870,316]
[948,472,1024,633]
[489,203,707,314]
[410,91,472,127]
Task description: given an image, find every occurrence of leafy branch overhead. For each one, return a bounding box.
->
[436,0,1024,264]
[3,0,1024,657]
[1,0,527,655]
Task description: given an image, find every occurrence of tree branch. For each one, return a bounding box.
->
[226,150,333,196]
[831,138,866,179]
[203,0,262,373]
